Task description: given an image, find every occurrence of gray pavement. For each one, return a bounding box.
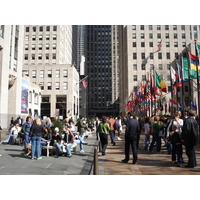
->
[0,130,98,175]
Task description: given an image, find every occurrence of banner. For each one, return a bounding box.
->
[21,80,29,114]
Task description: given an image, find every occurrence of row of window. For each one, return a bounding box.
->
[133,52,178,60]
[132,25,191,31]
[133,41,186,48]
[24,53,56,60]
[133,64,170,71]
[25,69,68,78]
[25,26,57,32]
[38,82,68,90]
[25,34,57,41]
[24,43,56,50]
[132,33,186,39]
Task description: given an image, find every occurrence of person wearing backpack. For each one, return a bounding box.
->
[114,117,121,140]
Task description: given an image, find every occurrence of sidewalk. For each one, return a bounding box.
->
[97,132,200,175]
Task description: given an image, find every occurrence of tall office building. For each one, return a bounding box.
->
[85,25,119,117]
[0,25,41,128]
[119,25,200,116]
[23,25,79,120]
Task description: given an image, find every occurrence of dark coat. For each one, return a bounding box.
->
[125,118,140,141]
[181,118,198,146]
[30,124,44,137]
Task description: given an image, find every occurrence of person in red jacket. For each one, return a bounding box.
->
[107,116,116,146]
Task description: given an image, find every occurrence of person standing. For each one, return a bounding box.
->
[97,116,110,156]
[107,116,116,146]
[181,109,198,168]
[30,118,44,160]
[22,116,32,150]
[122,112,140,164]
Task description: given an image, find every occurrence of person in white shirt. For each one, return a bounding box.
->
[4,124,19,144]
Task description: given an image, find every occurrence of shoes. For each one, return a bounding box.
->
[121,159,128,163]
[156,151,162,154]
[177,163,182,167]
[80,150,85,153]
[54,155,58,158]
[112,143,116,146]
[133,161,137,164]
[172,161,177,164]
[37,157,42,160]
[82,142,88,145]
[117,137,122,140]
[31,158,34,160]
[102,152,106,156]
[67,155,72,158]
[185,165,194,168]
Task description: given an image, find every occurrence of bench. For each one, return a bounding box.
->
[42,141,77,157]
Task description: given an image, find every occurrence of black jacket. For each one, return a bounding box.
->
[125,118,140,140]
[30,124,44,137]
[181,118,198,146]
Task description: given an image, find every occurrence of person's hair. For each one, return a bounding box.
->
[64,118,68,123]
[44,126,52,133]
[154,116,160,121]
[35,117,42,125]
[46,117,51,123]
[102,116,107,123]
[26,116,31,122]
[175,111,181,116]
[145,117,150,123]
[188,109,196,117]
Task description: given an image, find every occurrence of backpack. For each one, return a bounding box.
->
[113,120,120,131]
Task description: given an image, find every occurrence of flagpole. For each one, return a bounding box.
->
[169,63,174,115]
[180,53,185,118]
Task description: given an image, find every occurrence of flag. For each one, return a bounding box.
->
[81,76,88,89]
[182,57,189,80]
[191,101,197,110]
[197,43,200,59]
[177,63,183,87]
[154,70,167,92]
[170,66,177,85]
[156,40,162,52]
[189,53,200,79]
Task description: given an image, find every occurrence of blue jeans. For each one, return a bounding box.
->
[109,130,115,144]
[24,132,30,148]
[65,143,73,156]
[31,136,41,158]
[78,133,85,151]
[40,141,47,155]
[144,133,150,150]
[54,142,62,156]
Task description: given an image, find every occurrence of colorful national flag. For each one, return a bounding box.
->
[182,57,189,80]
[170,66,177,85]
[81,76,88,89]
[156,40,162,52]
[177,63,183,87]
[189,53,200,79]
[154,70,167,92]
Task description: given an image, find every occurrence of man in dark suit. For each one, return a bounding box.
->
[181,109,198,168]
[122,112,140,164]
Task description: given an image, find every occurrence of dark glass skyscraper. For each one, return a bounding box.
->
[85,25,119,117]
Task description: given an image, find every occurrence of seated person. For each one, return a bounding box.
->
[51,127,62,158]
[4,124,20,144]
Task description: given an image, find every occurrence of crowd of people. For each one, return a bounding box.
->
[2,116,90,160]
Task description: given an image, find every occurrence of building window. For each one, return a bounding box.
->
[150,53,154,59]
[166,42,170,47]
[173,25,177,30]
[25,35,29,41]
[133,64,137,71]
[46,44,49,50]
[182,42,186,47]
[38,54,42,60]
[133,42,136,47]
[39,82,44,90]
[132,25,136,30]
[181,25,185,30]
[53,34,57,40]
[158,53,162,59]
[55,82,60,90]
[141,53,145,59]
[46,53,49,59]
[32,44,35,50]
[133,75,137,81]
[150,64,154,70]
[158,64,163,70]
[25,27,29,32]
[63,70,68,77]
[25,44,29,50]
[48,70,52,78]
[141,42,145,47]
[132,33,136,39]
[46,26,50,31]
[174,42,178,47]
[149,33,153,39]
[149,25,153,30]
[40,70,44,78]
[182,33,186,39]
[141,64,146,70]
[32,35,36,41]
[46,35,50,40]
[32,54,35,60]
[39,26,43,31]
[0,25,4,37]
[39,35,43,40]
[133,53,137,59]
[174,33,178,39]
[149,42,153,47]
[52,53,56,59]
[63,82,68,90]
[166,53,170,59]
[140,25,144,30]
[157,33,161,39]
[47,82,52,90]
[53,26,57,31]
[165,33,169,39]
[175,53,178,59]
[141,33,145,39]
[53,44,56,50]
[29,91,32,103]
[142,75,146,81]
[24,54,28,60]
[33,26,36,32]
[56,70,60,78]
[39,44,42,50]
[32,70,36,78]
[157,25,161,30]
[165,25,169,30]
